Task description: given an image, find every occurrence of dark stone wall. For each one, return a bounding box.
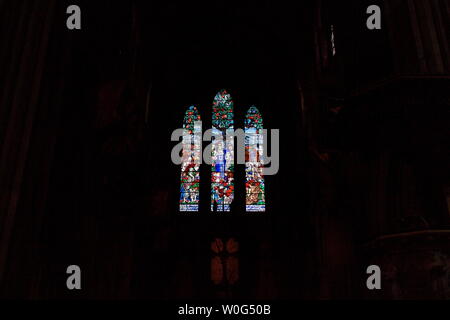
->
[0,0,448,299]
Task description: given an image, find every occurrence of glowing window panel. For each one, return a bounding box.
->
[211,90,234,212]
[245,106,265,212]
[180,106,201,212]
[331,25,336,56]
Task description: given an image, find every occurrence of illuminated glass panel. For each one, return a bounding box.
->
[245,106,265,212]
[331,25,336,56]
[180,106,202,212]
[211,90,234,212]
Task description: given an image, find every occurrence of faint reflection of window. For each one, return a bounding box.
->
[211,238,239,285]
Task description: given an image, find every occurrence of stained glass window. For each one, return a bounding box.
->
[211,90,234,212]
[245,106,265,212]
[180,106,202,212]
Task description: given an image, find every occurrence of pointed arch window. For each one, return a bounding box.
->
[180,106,202,212]
[178,91,269,213]
[211,90,235,212]
[245,106,265,212]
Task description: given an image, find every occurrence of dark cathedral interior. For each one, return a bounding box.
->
[0,0,449,301]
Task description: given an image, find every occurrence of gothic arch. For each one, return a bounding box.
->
[211,90,235,212]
